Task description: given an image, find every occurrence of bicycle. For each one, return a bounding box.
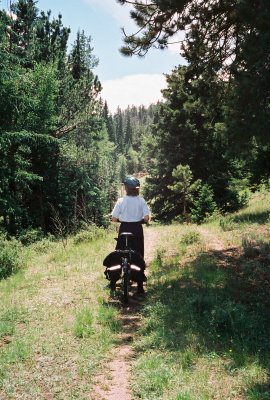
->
[104,231,145,304]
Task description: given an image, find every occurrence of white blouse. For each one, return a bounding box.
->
[111,196,150,222]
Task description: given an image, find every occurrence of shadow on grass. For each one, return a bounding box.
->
[232,210,270,225]
[103,282,147,349]
[142,245,270,398]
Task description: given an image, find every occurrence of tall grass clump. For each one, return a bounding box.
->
[74,302,120,377]
[180,230,201,245]
[73,224,106,245]
[133,353,174,399]
[74,307,94,338]
[74,303,120,339]
[242,235,270,259]
[0,307,30,389]
[0,307,27,338]
[97,303,120,333]
[1,339,32,365]
[219,216,236,231]
[0,235,24,280]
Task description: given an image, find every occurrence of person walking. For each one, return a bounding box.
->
[111,176,150,293]
[112,176,150,256]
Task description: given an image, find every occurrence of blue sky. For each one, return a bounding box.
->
[3,0,185,112]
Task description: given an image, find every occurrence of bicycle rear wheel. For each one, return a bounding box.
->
[123,271,129,303]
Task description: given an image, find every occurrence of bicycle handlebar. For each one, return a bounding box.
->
[113,218,149,225]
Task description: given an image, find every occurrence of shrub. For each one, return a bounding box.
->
[209,301,249,336]
[180,231,201,245]
[190,184,217,223]
[30,235,56,254]
[219,216,236,231]
[73,225,105,245]
[18,228,44,245]
[0,235,24,280]
[223,187,249,212]
[238,190,249,208]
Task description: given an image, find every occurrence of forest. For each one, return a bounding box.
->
[0,0,270,238]
[1,2,270,398]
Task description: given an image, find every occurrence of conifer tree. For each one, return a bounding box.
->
[103,101,116,143]
[34,10,70,67]
[114,107,125,153]
[168,164,201,218]
[8,1,70,67]
[118,0,270,219]
[0,1,114,234]
[191,184,217,223]
[9,0,38,64]
[125,114,133,150]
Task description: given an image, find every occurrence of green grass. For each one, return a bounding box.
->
[74,302,120,338]
[0,307,28,338]
[1,190,270,399]
[180,230,201,245]
[131,190,270,400]
[132,248,270,399]
[0,229,120,398]
[74,307,94,338]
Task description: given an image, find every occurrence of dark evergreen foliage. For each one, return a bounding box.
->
[1,0,269,232]
[117,0,270,221]
[0,0,116,235]
[190,184,217,223]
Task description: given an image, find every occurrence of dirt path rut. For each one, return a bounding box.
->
[91,227,160,400]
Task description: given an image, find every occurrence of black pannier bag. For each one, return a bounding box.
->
[103,250,146,284]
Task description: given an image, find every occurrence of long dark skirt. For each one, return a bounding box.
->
[116,221,144,258]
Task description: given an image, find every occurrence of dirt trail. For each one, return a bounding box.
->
[92,226,227,399]
[92,305,140,400]
[91,227,160,400]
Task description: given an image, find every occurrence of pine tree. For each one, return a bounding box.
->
[191,184,217,223]
[8,1,70,67]
[103,101,116,143]
[69,30,98,80]
[115,107,124,153]
[0,1,114,235]
[35,10,70,67]
[168,164,201,218]
[9,0,38,65]
[119,0,270,191]
[125,114,133,150]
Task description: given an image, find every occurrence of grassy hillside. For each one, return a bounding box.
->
[0,190,270,399]
[132,191,270,400]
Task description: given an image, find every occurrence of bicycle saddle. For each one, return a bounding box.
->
[119,232,134,238]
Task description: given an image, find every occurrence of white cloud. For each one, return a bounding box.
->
[84,0,186,57]
[167,42,181,55]
[101,74,166,113]
[6,11,17,20]
[167,31,185,55]
[84,0,134,28]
